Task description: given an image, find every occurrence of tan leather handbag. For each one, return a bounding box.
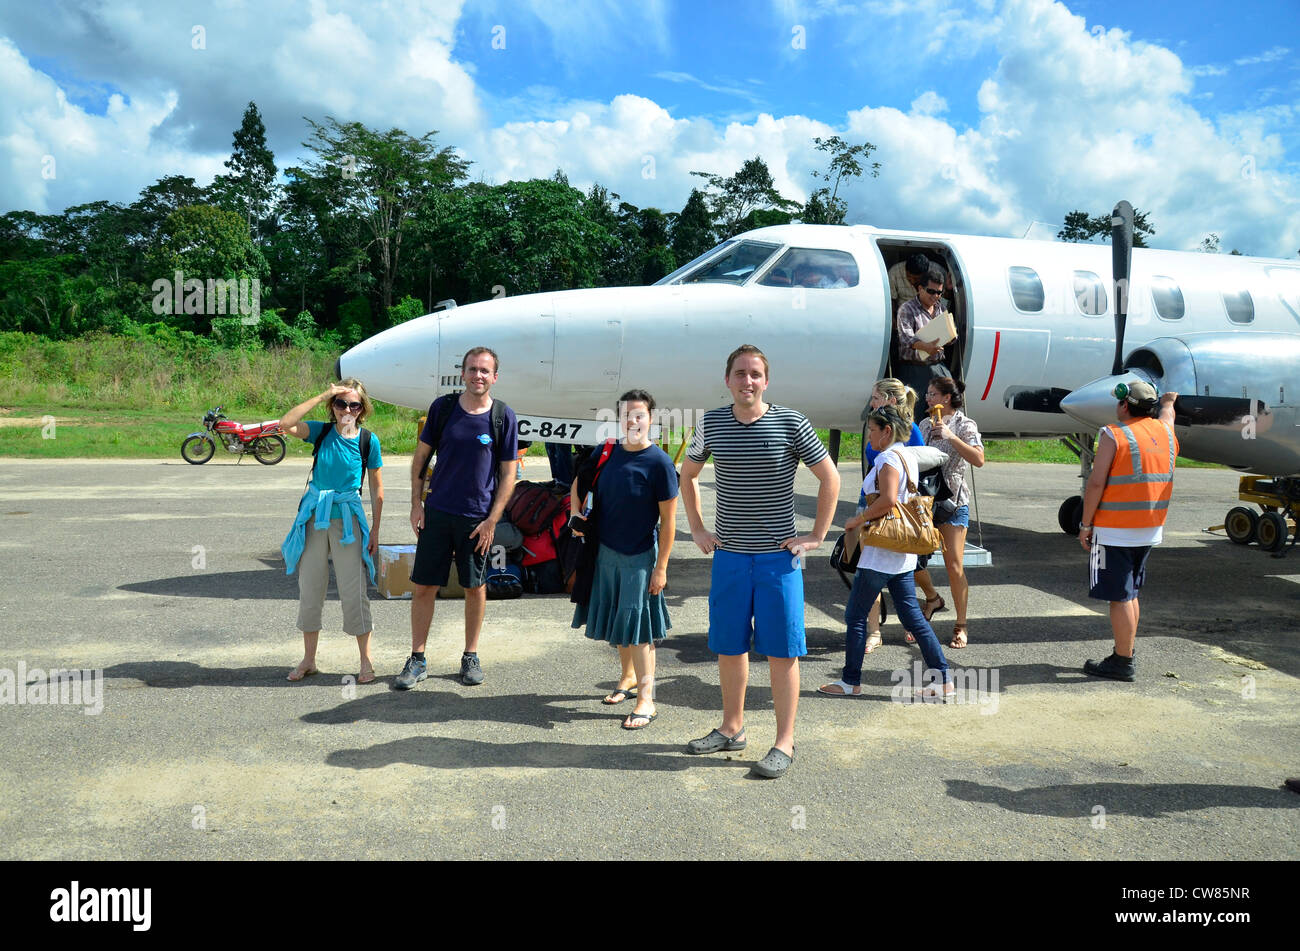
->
[859,455,945,557]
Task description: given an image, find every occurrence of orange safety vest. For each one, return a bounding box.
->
[1094,417,1179,529]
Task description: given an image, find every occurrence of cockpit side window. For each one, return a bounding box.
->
[654,240,735,285]
[758,248,859,288]
[660,240,782,286]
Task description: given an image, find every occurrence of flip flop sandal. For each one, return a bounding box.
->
[602,686,637,704]
[287,665,318,682]
[357,667,376,685]
[622,711,657,729]
[817,679,863,697]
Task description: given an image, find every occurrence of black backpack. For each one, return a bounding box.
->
[309,423,374,495]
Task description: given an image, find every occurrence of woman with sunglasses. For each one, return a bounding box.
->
[819,405,952,700]
[280,380,384,684]
[859,377,925,651]
[893,262,951,403]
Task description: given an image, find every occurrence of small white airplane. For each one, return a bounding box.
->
[339,203,1300,552]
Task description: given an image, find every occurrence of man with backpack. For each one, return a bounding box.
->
[395,347,519,689]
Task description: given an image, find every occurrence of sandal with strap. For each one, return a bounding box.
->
[949,623,968,649]
[602,685,637,704]
[864,632,883,654]
[923,594,946,621]
[817,679,864,697]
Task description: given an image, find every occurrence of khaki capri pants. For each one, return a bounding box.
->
[296,519,372,636]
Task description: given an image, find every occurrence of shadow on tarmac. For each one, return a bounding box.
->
[943,778,1300,817]
[325,735,750,772]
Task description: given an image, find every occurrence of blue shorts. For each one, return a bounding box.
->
[1088,543,1151,602]
[707,550,806,659]
[948,504,970,529]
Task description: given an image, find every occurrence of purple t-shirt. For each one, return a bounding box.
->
[421,397,519,520]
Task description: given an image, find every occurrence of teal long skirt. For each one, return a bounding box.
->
[571,543,671,646]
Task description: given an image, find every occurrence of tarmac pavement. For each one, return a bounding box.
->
[1,455,1297,860]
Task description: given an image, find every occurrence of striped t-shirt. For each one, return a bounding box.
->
[687,404,829,553]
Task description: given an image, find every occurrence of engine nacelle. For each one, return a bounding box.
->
[1123,333,1300,475]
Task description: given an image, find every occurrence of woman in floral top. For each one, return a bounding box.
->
[917,377,985,648]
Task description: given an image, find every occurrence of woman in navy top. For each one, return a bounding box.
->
[570,390,679,730]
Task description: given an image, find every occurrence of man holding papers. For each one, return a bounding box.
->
[894,263,956,401]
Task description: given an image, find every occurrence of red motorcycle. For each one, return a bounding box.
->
[181,406,287,465]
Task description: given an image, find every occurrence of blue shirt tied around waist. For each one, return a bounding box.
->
[281,484,375,583]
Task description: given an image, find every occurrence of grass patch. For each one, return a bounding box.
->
[0,332,1221,470]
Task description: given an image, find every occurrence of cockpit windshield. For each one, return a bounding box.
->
[653,240,783,286]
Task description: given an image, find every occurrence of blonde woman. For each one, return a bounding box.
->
[280,379,384,683]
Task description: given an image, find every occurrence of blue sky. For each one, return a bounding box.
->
[2,0,1298,255]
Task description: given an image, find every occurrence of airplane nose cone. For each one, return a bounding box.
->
[338,317,440,408]
[1060,372,1155,430]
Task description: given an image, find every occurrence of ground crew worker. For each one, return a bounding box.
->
[1078,381,1178,681]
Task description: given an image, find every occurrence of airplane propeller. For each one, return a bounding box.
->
[1110,201,1134,376]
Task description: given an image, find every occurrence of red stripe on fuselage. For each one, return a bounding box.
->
[981,331,1001,401]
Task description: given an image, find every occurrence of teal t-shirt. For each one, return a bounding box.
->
[304,420,383,519]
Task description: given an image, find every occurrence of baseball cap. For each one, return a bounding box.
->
[1113,380,1158,404]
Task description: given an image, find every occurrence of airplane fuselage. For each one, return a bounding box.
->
[340,223,1300,475]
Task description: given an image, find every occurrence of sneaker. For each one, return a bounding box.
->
[460,653,484,686]
[392,655,427,690]
[1083,652,1136,682]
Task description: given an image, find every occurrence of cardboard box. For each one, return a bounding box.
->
[376,545,416,600]
[374,544,464,599]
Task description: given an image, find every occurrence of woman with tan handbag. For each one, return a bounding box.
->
[819,405,953,700]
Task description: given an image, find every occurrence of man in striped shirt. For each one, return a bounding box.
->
[680,344,841,778]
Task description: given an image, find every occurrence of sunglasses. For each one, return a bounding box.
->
[333,398,363,412]
[920,286,943,295]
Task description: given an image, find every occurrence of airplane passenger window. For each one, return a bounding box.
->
[758,248,859,288]
[1008,266,1044,312]
[1151,276,1185,320]
[1073,270,1108,316]
[674,240,782,285]
[1222,288,1254,324]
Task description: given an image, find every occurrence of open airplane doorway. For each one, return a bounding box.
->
[874,239,969,390]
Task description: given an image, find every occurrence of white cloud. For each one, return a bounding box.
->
[2,0,1297,258]
[0,0,482,210]
[1235,45,1290,66]
[910,91,949,116]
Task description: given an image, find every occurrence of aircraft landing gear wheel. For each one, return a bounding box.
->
[1257,512,1288,553]
[1058,495,1083,535]
[1224,506,1258,545]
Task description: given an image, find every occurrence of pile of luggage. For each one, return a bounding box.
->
[486,480,582,600]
